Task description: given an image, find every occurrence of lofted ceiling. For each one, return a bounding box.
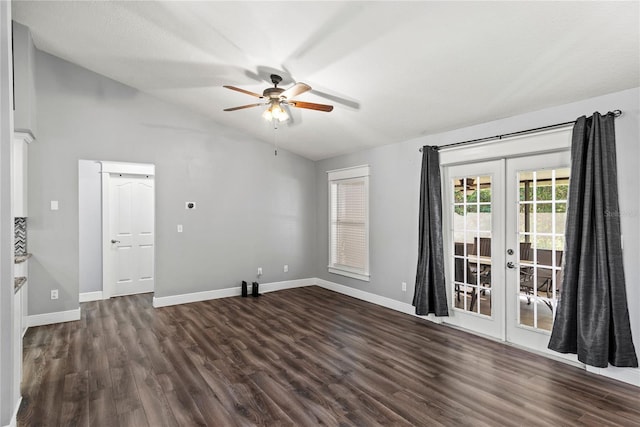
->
[12,1,640,161]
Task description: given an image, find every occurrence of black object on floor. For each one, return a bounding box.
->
[252,281,260,297]
[241,281,248,297]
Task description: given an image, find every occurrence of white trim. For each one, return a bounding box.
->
[152,278,314,308]
[314,278,443,324]
[3,396,21,427]
[13,130,34,144]
[79,291,104,302]
[153,277,443,325]
[101,171,111,299]
[328,166,370,281]
[327,267,370,282]
[439,126,572,166]
[586,365,640,387]
[27,308,81,327]
[326,164,370,181]
[100,161,155,175]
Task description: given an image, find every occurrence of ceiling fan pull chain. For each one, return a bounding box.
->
[273,121,279,156]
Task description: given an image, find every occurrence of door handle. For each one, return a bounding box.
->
[111,239,120,244]
[507,261,517,269]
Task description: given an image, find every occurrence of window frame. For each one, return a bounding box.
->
[327,165,370,282]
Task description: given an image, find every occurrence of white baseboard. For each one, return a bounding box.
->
[148,277,638,389]
[79,291,104,302]
[152,277,440,324]
[587,365,640,387]
[313,278,442,324]
[27,308,81,327]
[152,278,314,308]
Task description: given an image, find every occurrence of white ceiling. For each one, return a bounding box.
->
[12,1,640,161]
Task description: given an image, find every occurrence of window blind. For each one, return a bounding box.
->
[327,165,370,281]
[332,179,366,269]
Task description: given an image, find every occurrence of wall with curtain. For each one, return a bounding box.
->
[314,87,639,381]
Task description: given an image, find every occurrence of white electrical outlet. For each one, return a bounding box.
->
[50,200,59,211]
[284,265,289,273]
[258,267,263,276]
[177,224,183,232]
[51,289,59,300]
[402,282,407,292]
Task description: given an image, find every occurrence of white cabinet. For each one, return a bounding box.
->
[13,284,24,405]
[15,258,29,334]
[13,131,32,217]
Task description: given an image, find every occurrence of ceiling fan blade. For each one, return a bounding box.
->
[223,103,264,112]
[311,89,360,110]
[289,100,334,112]
[280,82,312,100]
[223,85,263,98]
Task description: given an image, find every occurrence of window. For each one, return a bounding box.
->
[328,165,370,281]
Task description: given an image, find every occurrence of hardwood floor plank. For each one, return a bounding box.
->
[60,371,89,427]
[250,370,336,426]
[18,287,640,426]
[89,388,119,427]
[160,339,241,426]
[110,365,143,415]
[118,407,150,427]
[129,358,179,427]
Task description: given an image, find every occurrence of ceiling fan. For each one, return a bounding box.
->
[223,74,334,122]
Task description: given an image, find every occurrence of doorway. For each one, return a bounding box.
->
[101,162,155,299]
[441,130,576,360]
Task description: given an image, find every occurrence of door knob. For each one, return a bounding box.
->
[111,239,120,244]
[507,261,516,269]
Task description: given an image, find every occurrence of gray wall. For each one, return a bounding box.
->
[315,88,640,359]
[28,50,316,315]
[12,21,36,135]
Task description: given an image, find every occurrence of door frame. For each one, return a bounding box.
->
[101,161,156,299]
[439,127,572,341]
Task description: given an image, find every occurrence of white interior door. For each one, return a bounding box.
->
[109,174,155,297]
[443,160,505,340]
[505,152,577,361]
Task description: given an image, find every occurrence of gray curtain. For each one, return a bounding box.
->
[413,146,448,316]
[548,112,638,368]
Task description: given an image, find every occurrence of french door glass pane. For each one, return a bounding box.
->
[451,175,492,316]
[517,168,569,332]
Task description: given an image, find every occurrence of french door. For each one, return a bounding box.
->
[443,160,505,340]
[505,152,572,357]
[443,150,573,357]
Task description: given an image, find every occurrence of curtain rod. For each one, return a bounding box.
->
[418,109,622,152]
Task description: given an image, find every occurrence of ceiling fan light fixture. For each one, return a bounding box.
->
[272,104,288,122]
[263,102,288,123]
[224,74,332,122]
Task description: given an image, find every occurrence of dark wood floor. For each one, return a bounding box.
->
[18,286,640,426]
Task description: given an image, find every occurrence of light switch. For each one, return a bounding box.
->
[50,200,59,210]
[177,224,183,233]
